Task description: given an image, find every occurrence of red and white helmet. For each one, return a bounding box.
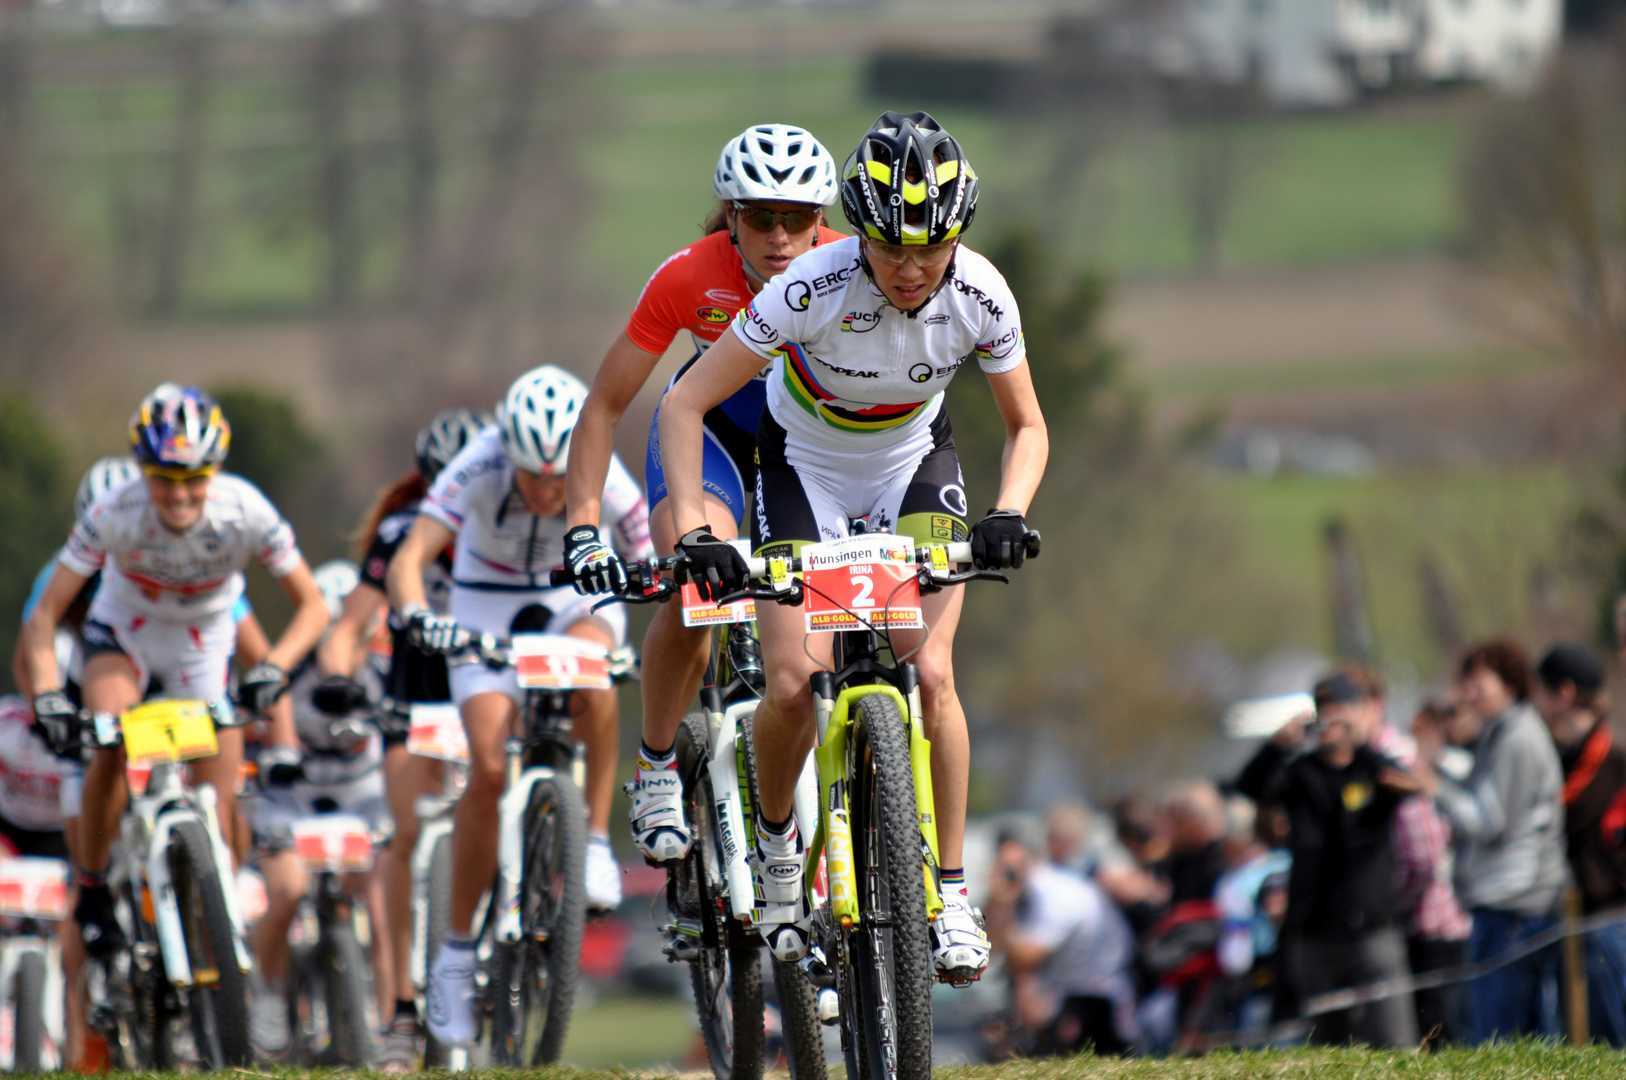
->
[495,365,588,475]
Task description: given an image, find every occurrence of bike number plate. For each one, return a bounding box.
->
[291,815,374,872]
[0,856,70,919]
[680,582,756,627]
[801,535,923,632]
[511,635,612,690]
[407,703,469,763]
[120,699,218,765]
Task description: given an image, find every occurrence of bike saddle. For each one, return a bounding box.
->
[510,603,554,635]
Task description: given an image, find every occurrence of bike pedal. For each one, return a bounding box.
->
[660,919,703,963]
[936,968,984,988]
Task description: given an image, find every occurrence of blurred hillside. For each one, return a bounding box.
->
[3,0,1623,796]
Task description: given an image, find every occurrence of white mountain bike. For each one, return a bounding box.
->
[0,857,71,1071]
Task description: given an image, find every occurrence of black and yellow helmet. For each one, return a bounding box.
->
[840,111,978,247]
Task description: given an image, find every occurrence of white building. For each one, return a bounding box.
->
[1169,0,1562,107]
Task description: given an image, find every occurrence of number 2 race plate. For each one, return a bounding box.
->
[0,857,71,920]
[291,815,374,872]
[512,635,612,691]
[407,703,470,763]
[801,535,924,633]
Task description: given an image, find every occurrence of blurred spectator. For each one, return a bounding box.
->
[1212,798,1291,1031]
[1413,639,1565,1043]
[1045,800,1168,921]
[1533,643,1626,1046]
[1112,792,1169,870]
[1235,671,1419,1047]
[983,830,1137,1056]
[1340,662,1471,1049]
[1159,780,1230,903]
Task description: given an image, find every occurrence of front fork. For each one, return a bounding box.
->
[806,671,944,930]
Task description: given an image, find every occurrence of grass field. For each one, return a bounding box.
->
[25,38,1471,319]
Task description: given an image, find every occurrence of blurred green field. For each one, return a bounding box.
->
[26,42,1469,319]
[560,992,695,1069]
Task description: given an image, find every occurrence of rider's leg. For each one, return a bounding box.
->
[382,743,441,1006]
[563,616,620,836]
[638,494,738,754]
[59,816,86,1067]
[358,866,395,1022]
[253,848,307,985]
[77,653,141,876]
[887,585,968,872]
[447,691,513,936]
[188,726,243,865]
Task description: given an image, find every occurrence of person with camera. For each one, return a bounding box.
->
[1235,672,1420,1047]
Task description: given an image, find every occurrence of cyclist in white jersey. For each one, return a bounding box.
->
[21,384,330,958]
[385,366,654,1047]
[658,113,1049,983]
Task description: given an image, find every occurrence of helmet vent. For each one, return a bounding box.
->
[743,162,762,183]
[758,138,774,154]
[798,166,816,185]
[768,165,793,183]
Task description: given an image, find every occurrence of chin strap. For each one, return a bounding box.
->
[730,212,824,294]
[861,249,958,320]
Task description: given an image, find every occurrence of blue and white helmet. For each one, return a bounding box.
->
[714,124,838,207]
[495,365,588,476]
[75,456,142,520]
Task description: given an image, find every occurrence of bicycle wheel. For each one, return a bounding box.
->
[320,920,374,1065]
[494,772,586,1065]
[13,948,45,1072]
[739,714,827,1080]
[422,830,455,1067]
[681,711,766,1080]
[839,694,931,1080]
[114,879,173,1070]
[170,819,251,1067]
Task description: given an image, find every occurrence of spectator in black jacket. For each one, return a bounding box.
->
[1236,672,1421,1047]
[1533,643,1626,1045]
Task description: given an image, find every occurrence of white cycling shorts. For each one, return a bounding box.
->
[249,771,390,852]
[82,591,237,703]
[447,585,627,709]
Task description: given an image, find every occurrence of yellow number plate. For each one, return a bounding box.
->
[120,700,218,765]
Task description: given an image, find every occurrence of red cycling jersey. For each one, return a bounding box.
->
[625,225,847,356]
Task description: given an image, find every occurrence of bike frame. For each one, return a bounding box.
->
[408,766,464,995]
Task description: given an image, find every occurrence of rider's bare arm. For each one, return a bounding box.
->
[658,332,764,537]
[566,331,666,530]
[20,563,90,696]
[234,612,272,668]
[387,516,456,613]
[986,361,1049,515]
[267,561,330,674]
[317,582,388,678]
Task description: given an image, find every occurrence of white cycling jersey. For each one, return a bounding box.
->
[421,426,654,591]
[0,695,69,832]
[62,473,302,619]
[733,236,1025,452]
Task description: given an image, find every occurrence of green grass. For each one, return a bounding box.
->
[23,37,1472,320]
[559,992,697,1068]
[1215,465,1590,670]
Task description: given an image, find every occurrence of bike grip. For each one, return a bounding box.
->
[549,567,573,587]
[943,542,973,564]
[1023,530,1042,559]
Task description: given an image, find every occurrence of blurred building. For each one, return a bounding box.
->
[1167,0,1561,106]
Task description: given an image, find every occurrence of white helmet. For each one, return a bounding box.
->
[713,124,838,206]
[495,365,588,475]
[312,559,360,623]
[75,456,142,521]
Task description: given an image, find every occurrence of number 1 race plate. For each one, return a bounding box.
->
[407,703,470,763]
[0,857,70,919]
[512,635,612,691]
[291,815,374,872]
[801,534,924,633]
[119,699,218,766]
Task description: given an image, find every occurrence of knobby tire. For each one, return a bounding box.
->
[422,831,455,1067]
[13,948,45,1072]
[170,819,251,1067]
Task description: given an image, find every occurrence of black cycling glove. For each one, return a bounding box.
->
[676,526,749,603]
[311,674,369,716]
[31,691,79,759]
[970,509,1029,570]
[564,524,628,596]
[258,745,304,790]
[238,661,289,714]
[405,606,468,654]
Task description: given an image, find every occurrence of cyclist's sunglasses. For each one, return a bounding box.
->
[142,464,216,485]
[864,238,957,269]
[731,201,821,235]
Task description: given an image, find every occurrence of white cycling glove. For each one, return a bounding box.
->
[405,605,467,654]
[564,524,628,596]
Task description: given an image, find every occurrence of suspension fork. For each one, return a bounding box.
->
[808,675,944,928]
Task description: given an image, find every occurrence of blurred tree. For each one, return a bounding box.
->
[0,389,73,693]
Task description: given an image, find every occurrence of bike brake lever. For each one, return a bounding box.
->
[712,584,804,607]
[925,569,1011,588]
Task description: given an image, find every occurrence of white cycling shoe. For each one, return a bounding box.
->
[931,897,991,985]
[425,941,478,1047]
[627,763,691,865]
[754,821,812,963]
[586,836,623,912]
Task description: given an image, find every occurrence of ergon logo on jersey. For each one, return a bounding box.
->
[737,303,780,346]
[949,275,1004,320]
[840,309,882,333]
[812,261,860,297]
[784,280,812,311]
